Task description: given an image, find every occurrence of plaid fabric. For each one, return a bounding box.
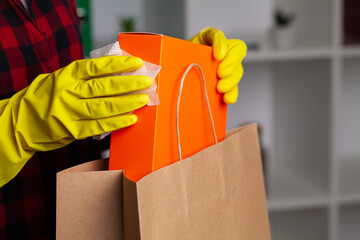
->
[0,0,103,239]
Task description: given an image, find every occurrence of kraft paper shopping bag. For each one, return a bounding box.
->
[123,123,270,240]
[56,159,124,240]
[56,124,270,240]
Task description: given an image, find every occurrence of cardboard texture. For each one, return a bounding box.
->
[56,167,123,240]
[57,124,271,240]
[109,33,227,182]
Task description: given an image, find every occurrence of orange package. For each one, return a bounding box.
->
[109,33,227,182]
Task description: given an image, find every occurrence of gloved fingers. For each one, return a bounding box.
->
[218,57,244,79]
[189,28,228,61]
[76,93,149,120]
[227,39,247,57]
[74,75,153,98]
[217,67,243,93]
[217,39,246,78]
[223,87,238,104]
[73,114,138,139]
[71,56,144,79]
[202,28,228,61]
[206,28,228,61]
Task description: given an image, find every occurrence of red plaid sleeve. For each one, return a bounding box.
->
[0,0,102,239]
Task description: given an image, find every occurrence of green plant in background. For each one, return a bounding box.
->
[120,17,136,32]
[275,8,295,28]
[76,0,92,57]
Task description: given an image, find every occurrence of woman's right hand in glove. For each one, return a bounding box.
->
[0,55,153,187]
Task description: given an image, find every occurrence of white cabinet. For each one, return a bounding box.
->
[91,0,360,237]
[229,0,360,239]
[141,0,359,239]
[143,0,273,40]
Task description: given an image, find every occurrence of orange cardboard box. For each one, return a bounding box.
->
[109,33,227,182]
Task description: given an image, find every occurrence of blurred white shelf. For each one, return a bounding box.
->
[245,46,360,63]
[267,170,329,212]
[268,197,330,212]
[244,47,333,63]
[341,46,360,58]
[339,195,360,206]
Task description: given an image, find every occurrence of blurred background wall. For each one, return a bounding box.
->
[77,0,360,239]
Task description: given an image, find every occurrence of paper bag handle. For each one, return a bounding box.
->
[176,63,218,161]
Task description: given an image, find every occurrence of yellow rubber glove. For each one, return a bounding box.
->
[189,27,247,104]
[0,56,153,187]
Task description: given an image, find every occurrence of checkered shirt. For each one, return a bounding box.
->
[0,0,103,239]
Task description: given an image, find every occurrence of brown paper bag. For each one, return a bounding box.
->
[56,124,270,240]
[56,159,124,240]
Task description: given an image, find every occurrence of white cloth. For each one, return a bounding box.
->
[90,41,161,140]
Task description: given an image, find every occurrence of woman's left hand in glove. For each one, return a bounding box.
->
[189,27,247,104]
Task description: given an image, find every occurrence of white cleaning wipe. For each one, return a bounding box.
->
[90,41,161,140]
[90,41,161,106]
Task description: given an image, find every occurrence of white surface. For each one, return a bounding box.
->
[92,0,144,48]
[185,0,273,39]
[268,196,330,212]
[227,1,358,239]
[272,60,330,193]
[240,1,360,238]
[245,46,360,63]
[244,47,333,63]
[274,0,332,48]
[143,0,184,38]
[142,0,274,41]
[227,63,273,148]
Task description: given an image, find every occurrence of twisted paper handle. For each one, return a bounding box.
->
[176,63,218,161]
